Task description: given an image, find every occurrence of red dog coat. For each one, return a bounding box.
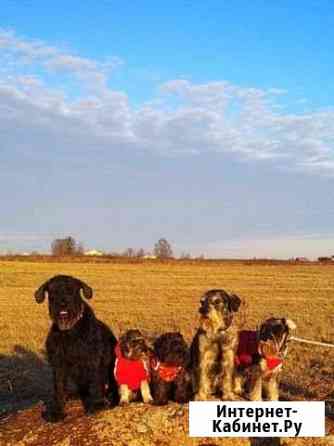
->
[114,344,150,391]
[235,330,282,371]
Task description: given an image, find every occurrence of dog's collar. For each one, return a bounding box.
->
[151,358,184,382]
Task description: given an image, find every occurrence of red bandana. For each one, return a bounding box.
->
[114,344,150,391]
[235,330,283,371]
[151,358,184,382]
[265,356,282,370]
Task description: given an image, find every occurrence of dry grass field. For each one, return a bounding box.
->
[0,258,334,445]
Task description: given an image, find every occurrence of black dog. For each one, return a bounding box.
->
[151,332,193,405]
[35,274,117,422]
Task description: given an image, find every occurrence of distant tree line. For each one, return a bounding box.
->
[51,236,84,256]
[318,256,334,263]
[50,236,176,259]
[49,236,205,259]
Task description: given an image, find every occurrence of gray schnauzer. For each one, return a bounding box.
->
[191,289,241,400]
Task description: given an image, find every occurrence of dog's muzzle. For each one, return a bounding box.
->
[199,305,208,316]
[55,306,84,331]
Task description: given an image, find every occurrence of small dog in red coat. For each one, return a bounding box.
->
[114,329,153,405]
[233,317,296,401]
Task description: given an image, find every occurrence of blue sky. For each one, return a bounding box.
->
[1,1,334,258]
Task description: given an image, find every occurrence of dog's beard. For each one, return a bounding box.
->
[258,332,289,359]
[123,346,149,361]
[258,339,280,357]
[53,305,84,331]
[201,308,231,333]
[161,353,186,366]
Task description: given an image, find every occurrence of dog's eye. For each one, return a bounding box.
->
[213,299,221,305]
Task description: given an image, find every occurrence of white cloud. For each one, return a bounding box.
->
[0,28,122,94]
[1,29,334,175]
[0,29,58,60]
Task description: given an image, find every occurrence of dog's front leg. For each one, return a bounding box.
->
[221,348,237,400]
[249,364,263,401]
[119,384,133,404]
[233,371,244,396]
[175,371,193,403]
[196,339,219,400]
[140,380,153,404]
[107,364,119,406]
[151,372,170,405]
[85,366,108,414]
[48,366,66,422]
[264,373,280,401]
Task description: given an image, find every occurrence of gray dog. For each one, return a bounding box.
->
[35,274,118,422]
[191,289,241,400]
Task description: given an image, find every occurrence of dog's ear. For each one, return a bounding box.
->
[78,279,93,300]
[119,334,129,355]
[34,280,49,303]
[284,318,297,331]
[229,293,241,312]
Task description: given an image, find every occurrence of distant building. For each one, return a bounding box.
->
[295,257,309,262]
[84,249,104,256]
[143,255,157,259]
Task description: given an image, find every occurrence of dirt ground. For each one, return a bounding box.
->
[0,400,333,446]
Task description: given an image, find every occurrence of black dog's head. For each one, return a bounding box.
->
[119,329,151,361]
[154,332,189,366]
[258,317,296,358]
[199,289,241,331]
[34,275,93,331]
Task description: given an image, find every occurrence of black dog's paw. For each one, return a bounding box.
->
[85,399,109,415]
[152,399,168,406]
[42,408,66,423]
[174,396,190,404]
[106,389,119,407]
